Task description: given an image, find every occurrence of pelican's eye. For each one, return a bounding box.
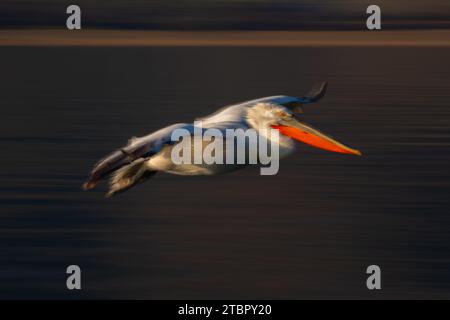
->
[275,110,291,119]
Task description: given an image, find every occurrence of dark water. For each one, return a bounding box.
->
[0,46,449,299]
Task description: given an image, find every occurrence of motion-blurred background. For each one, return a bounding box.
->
[1,1,450,300]
[1,0,450,30]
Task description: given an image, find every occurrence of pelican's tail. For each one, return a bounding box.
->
[82,149,132,191]
[106,158,157,197]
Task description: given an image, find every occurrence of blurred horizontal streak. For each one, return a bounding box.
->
[1,29,450,47]
[1,0,450,30]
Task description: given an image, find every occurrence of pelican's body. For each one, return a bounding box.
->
[83,83,361,197]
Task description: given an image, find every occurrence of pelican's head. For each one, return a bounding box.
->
[247,102,361,156]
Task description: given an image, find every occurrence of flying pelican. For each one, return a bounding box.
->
[83,82,361,197]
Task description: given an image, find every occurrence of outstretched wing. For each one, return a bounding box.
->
[83,123,193,190]
[200,81,328,125]
[298,81,328,104]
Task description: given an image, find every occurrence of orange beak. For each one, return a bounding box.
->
[272,118,362,156]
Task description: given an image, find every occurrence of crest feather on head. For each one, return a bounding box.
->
[246,102,290,130]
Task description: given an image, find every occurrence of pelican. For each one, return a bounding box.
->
[83,82,361,197]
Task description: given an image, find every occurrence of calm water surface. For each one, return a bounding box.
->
[0,46,449,298]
